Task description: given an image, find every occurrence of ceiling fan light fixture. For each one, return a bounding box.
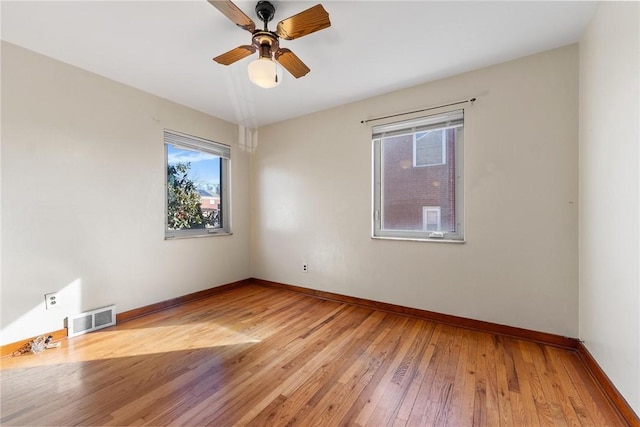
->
[248,57,282,89]
[210,1,331,84]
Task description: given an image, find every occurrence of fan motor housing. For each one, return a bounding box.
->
[255,1,275,23]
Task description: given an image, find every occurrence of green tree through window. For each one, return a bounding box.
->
[167,162,205,230]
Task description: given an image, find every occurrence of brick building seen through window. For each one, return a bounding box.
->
[381,128,457,232]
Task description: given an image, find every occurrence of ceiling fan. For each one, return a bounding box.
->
[208,0,331,88]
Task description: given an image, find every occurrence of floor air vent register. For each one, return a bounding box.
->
[66,305,116,337]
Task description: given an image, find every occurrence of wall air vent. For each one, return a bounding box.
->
[66,305,116,338]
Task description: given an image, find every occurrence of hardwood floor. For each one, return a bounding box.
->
[0,284,627,426]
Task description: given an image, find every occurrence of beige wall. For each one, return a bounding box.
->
[252,45,579,337]
[2,42,582,346]
[579,2,640,414]
[1,42,252,344]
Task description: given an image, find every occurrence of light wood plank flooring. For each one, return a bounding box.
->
[0,284,626,426]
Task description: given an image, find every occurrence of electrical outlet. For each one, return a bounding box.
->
[303,263,308,273]
[45,292,59,310]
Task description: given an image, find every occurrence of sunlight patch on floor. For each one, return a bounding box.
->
[1,322,261,369]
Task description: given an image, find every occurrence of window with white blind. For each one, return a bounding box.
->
[164,130,231,239]
[372,109,464,241]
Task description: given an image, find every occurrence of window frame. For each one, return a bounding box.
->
[164,129,231,239]
[372,108,465,242]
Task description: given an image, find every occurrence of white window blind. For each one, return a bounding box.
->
[164,130,230,159]
[372,110,463,140]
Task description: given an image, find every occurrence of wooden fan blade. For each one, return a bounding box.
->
[275,4,331,40]
[274,48,310,78]
[207,0,256,33]
[213,45,256,65]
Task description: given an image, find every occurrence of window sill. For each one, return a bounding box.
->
[371,236,465,244]
[165,232,233,240]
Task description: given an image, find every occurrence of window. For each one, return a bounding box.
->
[414,130,446,167]
[165,130,231,239]
[372,109,464,241]
[423,206,441,231]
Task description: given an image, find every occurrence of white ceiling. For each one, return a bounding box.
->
[2,1,597,128]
